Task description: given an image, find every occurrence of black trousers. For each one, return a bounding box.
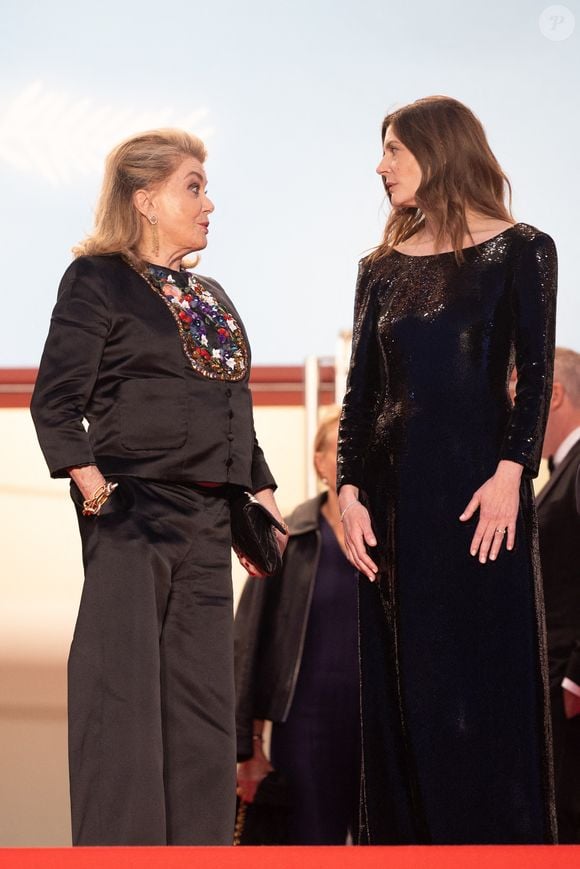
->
[69,476,236,846]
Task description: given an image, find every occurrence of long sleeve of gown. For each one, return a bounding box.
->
[337,259,381,492]
[30,258,111,477]
[499,232,557,478]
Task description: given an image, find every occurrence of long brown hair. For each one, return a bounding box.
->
[370,96,513,263]
[73,128,207,267]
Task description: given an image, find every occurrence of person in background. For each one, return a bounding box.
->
[235,407,360,844]
[536,347,580,843]
[30,128,284,846]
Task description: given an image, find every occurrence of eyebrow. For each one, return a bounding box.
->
[383,139,401,149]
[184,170,207,184]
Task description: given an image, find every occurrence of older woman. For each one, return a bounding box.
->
[338,97,558,844]
[31,128,285,846]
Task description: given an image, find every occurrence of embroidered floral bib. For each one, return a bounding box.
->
[144,265,249,381]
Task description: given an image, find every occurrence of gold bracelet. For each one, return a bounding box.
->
[252,733,263,743]
[82,481,118,516]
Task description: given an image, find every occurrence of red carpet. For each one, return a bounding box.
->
[0,846,578,869]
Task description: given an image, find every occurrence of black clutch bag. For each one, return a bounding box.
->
[234,771,292,845]
[230,491,287,576]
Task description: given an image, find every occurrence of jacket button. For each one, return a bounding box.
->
[225,388,232,398]
[226,458,233,467]
[227,433,234,441]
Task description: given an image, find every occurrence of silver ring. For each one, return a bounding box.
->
[495,528,507,535]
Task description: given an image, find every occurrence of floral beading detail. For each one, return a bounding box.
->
[146,266,249,381]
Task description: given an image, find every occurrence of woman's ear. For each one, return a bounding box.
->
[133,188,153,220]
[550,380,565,411]
[313,451,324,481]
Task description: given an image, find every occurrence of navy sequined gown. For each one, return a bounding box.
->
[337,223,558,844]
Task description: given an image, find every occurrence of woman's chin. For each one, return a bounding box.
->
[188,238,208,253]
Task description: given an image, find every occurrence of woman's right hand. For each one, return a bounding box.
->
[237,748,274,804]
[68,465,107,500]
[338,485,379,582]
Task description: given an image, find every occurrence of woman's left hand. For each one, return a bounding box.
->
[563,687,580,720]
[235,551,266,578]
[235,534,287,577]
[459,460,523,563]
[235,489,288,577]
[254,489,289,561]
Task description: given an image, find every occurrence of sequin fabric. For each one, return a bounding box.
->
[144,264,248,381]
[337,223,558,844]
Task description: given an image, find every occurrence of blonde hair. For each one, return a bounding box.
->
[554,347,580,408]
[73,128,207,266]
[370,96,513,264]
[314,406,342,460]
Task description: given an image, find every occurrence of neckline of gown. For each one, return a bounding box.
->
[393,222,523,259]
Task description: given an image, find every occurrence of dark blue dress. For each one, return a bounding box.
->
[270,515,360,844]
[337,224,558,844]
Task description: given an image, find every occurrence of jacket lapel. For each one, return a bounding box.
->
[536,440,580,509]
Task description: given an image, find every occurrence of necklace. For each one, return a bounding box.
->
[123,256,248,382]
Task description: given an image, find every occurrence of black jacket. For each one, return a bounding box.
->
[536,439,580,688]
[31,255,275,491]
[234,493,326,760]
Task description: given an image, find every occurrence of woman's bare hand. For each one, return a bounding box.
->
[235,550,267,578]
[237,747,273,804]
[460,460,523,563]
[563,687,580,720]
[338,485,378,581]
[253,488,289,560]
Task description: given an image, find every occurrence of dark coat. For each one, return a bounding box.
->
[234,493,326,761]
[31,254,275,491]
[536,439,580,688]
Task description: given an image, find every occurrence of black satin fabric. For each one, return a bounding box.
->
[337,223,558,844]
[31,254,275,492]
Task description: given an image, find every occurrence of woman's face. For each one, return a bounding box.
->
[147,156,215,254]
[376,124,422,209]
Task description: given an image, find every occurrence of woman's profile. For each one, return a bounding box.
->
[31,128,285,845]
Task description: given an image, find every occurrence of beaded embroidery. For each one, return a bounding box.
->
[126,258,248,381]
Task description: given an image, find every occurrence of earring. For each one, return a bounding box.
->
[149,215,159,258]
[322,476,329,486]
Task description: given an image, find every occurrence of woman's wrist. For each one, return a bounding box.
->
[496,459,524,480]
[253,487,284,526]
[81,481,118,516]
[251,733,268,760]
[338,484,360,517]
[340,499,359,522]
[68,465,107,501]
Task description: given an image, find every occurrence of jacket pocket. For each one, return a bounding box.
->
[119,377,188,451]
